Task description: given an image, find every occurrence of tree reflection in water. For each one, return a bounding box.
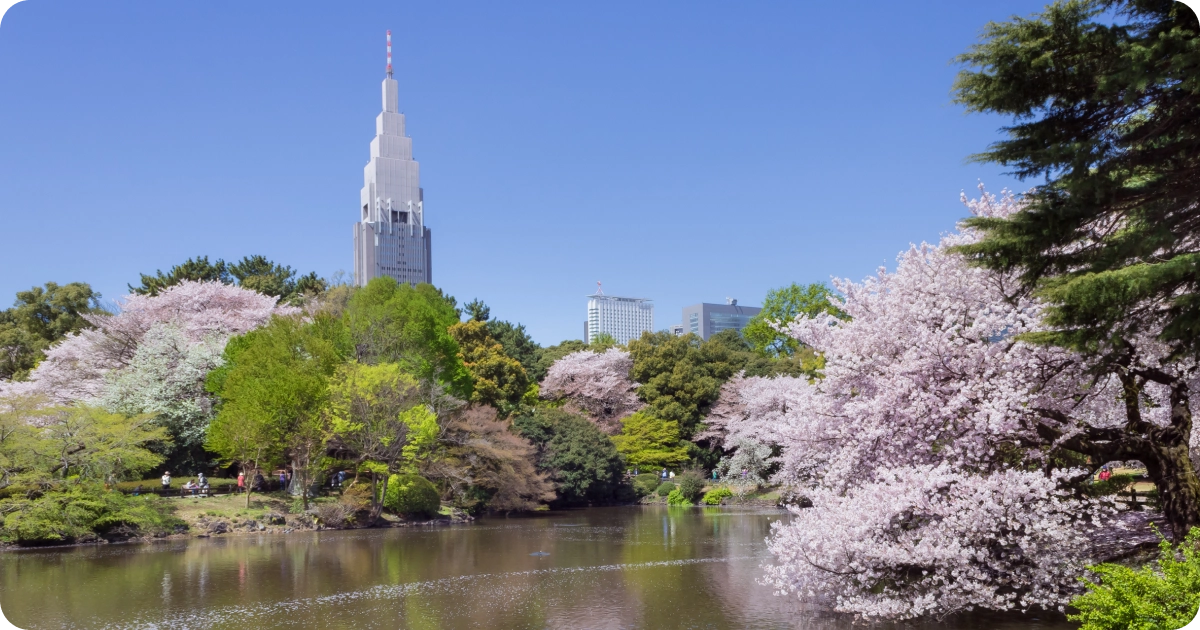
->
[0,506,1073,629]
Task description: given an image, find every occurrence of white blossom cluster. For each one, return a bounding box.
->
[539,348,643,433]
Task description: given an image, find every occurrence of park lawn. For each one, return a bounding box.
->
[169,491,291,526]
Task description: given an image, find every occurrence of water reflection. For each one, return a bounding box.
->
[0,506,1073,629]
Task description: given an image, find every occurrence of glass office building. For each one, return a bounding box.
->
[678,301,761,340]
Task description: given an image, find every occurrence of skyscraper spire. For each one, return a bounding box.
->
[386,30,393,77]
[355,32,431,288]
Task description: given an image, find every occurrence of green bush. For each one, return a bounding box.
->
[677,472,705,503]
[632,474,661,498]
[655,481,676,497]
[382,474,441,519]
[512,408,626,506]
[0,484,183,544]
[702,487,733,505]
[666,488,692,506]
[1068,527,1200,629]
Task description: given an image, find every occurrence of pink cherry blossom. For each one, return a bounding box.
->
[540,348,643,433]
[719,187,1193,618]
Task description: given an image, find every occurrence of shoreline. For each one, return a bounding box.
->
[0,501,789,552]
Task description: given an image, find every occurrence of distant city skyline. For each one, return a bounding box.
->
[0,1,1046,345]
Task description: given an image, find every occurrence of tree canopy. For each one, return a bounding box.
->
[741,282,844,357]
[0,282,105,381]
[512,407,626,506]
[343,278,471,398]
[952,0,1200,357]
[448,320,529,411]
[130,255,326,304]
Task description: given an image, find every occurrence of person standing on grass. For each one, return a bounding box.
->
[161,471,171,491]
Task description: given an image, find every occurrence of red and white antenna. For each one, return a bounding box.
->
[386,30,393,77]
[596,281,603,295]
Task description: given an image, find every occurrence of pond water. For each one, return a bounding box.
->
[0,506,1075,629]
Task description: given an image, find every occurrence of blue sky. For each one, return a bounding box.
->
[0,1,1050,345]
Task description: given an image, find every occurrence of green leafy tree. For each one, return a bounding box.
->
[325,361,434,520]
[588,333,619,351]
[610,412,690,470]
[344,278,471,398]
[951,0,1200,538]
[742,283,844,357]
[704,329,823,378]
[448,321,529,411]
[627,332,743,436]
[512,407,626,506]
[206,315,345,508]
[1069,528,1200,629]
[0,393,47,491]
[40,406,169,483]
[487,320,544,380]
[0,282,105,380]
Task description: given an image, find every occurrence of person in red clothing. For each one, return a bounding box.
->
[237,471,245,490]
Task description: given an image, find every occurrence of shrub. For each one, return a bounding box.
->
[0,484,183,544]
[677,472,706,503]
[702,487,733,505]
[339,482,372,513]
[382,474,441,519]
[632,474,661,498]
[313,502,355,528]
[655,481,676,497]
[1068,527,1200,630]
[666,488,693,506]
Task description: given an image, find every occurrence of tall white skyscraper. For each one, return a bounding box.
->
[354,31,432,287]
[587,285,654,345]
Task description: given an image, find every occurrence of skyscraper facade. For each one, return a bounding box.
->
[586,292,654,345]
[354,31,432,287]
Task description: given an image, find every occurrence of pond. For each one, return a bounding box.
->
[0,506,1075,629]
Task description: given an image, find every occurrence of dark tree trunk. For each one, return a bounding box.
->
[1141,439,1200,541]
[366,472,383,526]
[1039,368,1200,542]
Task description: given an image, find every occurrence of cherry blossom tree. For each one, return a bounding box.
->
[11,280,287,404]
[718,188,1200,619]
[540,348,643,433]
[0,282,290,470]
[100,322,226,461]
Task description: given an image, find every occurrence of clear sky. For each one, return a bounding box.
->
[0,1,1050,345]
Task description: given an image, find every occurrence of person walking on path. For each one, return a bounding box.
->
[161,472,171,492]
[237,471,245,491]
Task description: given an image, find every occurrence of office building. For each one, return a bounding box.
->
[354,31,433,287]
[679,299,761,340]
[587,290,654,345]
